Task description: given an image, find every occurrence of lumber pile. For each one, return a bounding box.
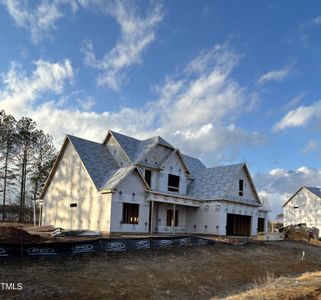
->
[279,224,320,245]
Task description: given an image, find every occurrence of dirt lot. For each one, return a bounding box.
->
[226,271,321,300]
[0,240,321,299]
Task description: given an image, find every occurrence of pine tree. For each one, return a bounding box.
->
[0,111,17,221]
[14,117,38,222]
[30,131,56,202]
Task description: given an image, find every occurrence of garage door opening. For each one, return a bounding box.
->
[226,214,251,236]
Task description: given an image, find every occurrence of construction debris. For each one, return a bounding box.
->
[208,236,249,246]
[50,228,102,238]
[253,232,284,241]
[279,224,320,244]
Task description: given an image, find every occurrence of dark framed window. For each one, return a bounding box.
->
[122,203,139,224]
[166,209,179,226]
[168,174,180,192]
[239,179,244,196]
[70,203,77,208]
[145,169,152,187]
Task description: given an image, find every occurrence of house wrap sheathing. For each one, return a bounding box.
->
[283,186,321,231]
[40,130,268,236]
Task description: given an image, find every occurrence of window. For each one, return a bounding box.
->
[145,169,152,187]
[122,203,139,224]
[166,209,179,227]
[70,203,77,208]
[168,174,180,192]
[239,179,244,196]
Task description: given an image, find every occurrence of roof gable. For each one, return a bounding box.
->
[40,136,69,199]
[160,149,191,174]
[181,154,206,176]
[100,166,150,191]
[104,131,137,163]
[304,186,321,198]
[67,135,119,190]
[104,130,174,167]
[283,186,321,207]
[187,163,260,205]
[41,134,142,199]
[240,164,261,202]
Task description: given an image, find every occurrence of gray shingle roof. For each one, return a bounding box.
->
[101,166,136,190]
[67,132,259,206]
[110,131,174,165]
[109,131,141,162]
[145,136,174,149]
[181,154,207,175]
[186,163,260,205]
[68,135,146,192]
[67,135,122,190]
[304,186,321,198]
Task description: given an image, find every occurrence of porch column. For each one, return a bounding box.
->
[150,200,154,235]
[38,204,42,226]
[172,203,176,235]
[33,199,36,227]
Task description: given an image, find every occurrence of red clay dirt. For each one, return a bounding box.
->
[0,226,46,244]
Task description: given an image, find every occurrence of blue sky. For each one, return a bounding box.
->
[1,0,321,216]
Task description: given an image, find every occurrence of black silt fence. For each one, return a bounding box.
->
[0,236,215,257]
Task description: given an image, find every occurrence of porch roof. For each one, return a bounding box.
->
[146,191,202,207]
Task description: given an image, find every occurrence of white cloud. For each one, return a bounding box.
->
[302,140,319,154]
[258,65,293,84]
[284,92,305,110]
[0,59,73,114]
[254,166,321,218]
[269,168,289,177]
[1,0,78,44]
[2,0,163,90]
[82,1,163,90]
[296,15,321,45]
[0,44,264,164]
[76,96,95,111]
[274,100,321,131]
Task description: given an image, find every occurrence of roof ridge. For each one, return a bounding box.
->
[206,163,245,170]
[304,185,321,189]
[67,134,101,145]
[110,130,142,142]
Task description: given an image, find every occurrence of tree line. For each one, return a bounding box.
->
[0,110,56,222]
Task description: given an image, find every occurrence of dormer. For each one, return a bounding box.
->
[158,149,190,195]
[103,131,132,168]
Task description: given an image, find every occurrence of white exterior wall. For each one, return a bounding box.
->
[106,136,131,167]
[110,173,149,233]
[284,188,321,230]
[227,168,258,199]
[139,167,159,190]
[42,141,112,231]
[143,145,172,167]
[154,203,187,233]
[186,201,266,235]
[159,153,188,195]
[186,202,223,234]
